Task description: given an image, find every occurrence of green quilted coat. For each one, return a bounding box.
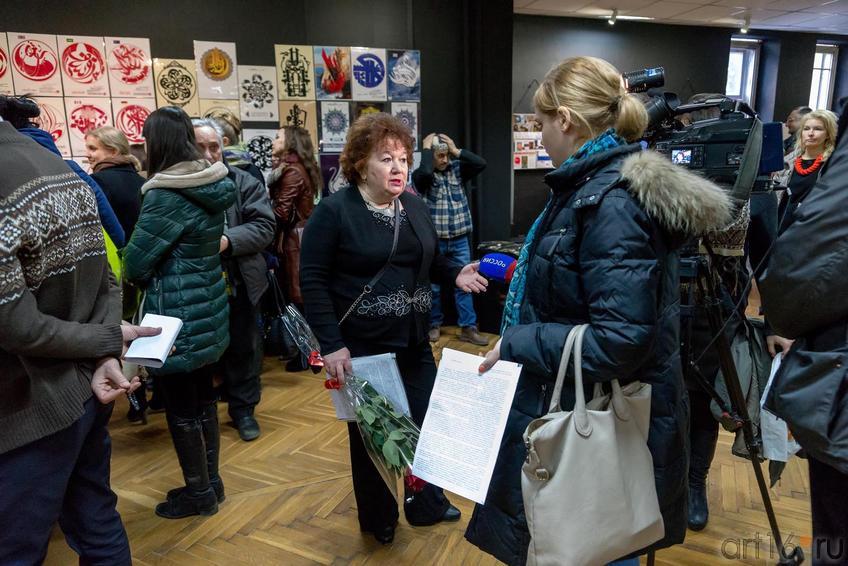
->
[123,160,236,375]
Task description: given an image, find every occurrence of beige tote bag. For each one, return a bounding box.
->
[522,325,664,566]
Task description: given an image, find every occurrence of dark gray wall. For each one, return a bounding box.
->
[511,15,733,237]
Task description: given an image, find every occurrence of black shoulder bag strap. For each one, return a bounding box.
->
[338,203,401,326]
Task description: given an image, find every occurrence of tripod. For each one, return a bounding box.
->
[680,253,804,566]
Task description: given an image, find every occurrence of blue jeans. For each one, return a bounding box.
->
[431,235,477,328]
[608,559,640,566]
[0,397,131,565]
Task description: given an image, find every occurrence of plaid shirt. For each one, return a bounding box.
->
[424,159,472,239]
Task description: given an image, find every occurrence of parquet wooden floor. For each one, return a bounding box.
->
[44,326,812,565]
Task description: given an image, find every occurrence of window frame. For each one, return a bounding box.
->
[809,44,839,110]
[726,39,760,106]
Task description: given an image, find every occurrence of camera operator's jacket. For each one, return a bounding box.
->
[465,144,731,565]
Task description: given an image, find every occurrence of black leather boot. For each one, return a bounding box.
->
[167,404,225,503]
[156,415,218,519]
[688,425,718,531]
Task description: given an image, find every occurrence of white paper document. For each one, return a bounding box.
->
[412,348,521,504]
[330,353,411,421]
[123,314,182,368]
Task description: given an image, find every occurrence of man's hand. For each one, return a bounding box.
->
[324,346,353,385]
[220,235,230,253]
[91,357,140,404]
[456,262,488,293]
[121,323,162,357]
[439,134,461,157]
[767,335,794,357]
[423,133,436,150]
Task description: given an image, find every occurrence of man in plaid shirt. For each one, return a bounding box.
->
[413,133,488,345]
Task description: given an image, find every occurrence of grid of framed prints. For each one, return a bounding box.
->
[2,32,422,188]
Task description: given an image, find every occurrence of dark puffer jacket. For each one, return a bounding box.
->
[123,160,236,375]
[465,145,732,565]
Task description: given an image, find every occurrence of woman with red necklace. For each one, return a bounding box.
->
[779,109,838,234]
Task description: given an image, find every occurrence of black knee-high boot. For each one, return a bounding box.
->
[167,404,225,503]
[688,420,718,531]
[156,415,218,519]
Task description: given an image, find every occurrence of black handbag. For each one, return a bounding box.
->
[764,332,848,474]
[263,270,300,360]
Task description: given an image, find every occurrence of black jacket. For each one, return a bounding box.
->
[465,145,732,565]
[300,186,461,355]
[761,112,848,340]
[91,163,144,240]
[223,166,275,306]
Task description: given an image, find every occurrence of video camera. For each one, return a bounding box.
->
[622,67,784,187]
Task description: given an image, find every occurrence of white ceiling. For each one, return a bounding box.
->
[515,0,848,35]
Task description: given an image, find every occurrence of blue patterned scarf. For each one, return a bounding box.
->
[501,129,625,333]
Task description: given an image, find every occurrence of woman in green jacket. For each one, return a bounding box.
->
[123,107,236,519]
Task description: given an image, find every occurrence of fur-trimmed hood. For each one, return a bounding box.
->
[141,159,234,214]
[546,145,732,237]
[620,150,732,236]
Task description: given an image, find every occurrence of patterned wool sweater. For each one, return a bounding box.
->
[0,121,123,454]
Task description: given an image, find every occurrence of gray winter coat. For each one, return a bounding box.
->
[223,166,275,306]
[465,145,732,565]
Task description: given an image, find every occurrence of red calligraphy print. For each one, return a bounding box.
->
[0,48,8,79]
[109,44,150,85]
[69,104,108,137]
[13,40,58,81]
[35,102,65,143]
[62,43,105,84]
[115,104,150,143]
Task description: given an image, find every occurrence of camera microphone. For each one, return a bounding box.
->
[479,253,518,283]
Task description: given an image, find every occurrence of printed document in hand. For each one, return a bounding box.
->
[330,353,411,421]
[123,314,182,368]
[412,348,521,504]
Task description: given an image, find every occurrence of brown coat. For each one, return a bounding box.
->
[267,154,316,304]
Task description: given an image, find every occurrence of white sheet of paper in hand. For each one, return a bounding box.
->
[412,348,521,504]
[329,353,411,421]
[123,314,182,368]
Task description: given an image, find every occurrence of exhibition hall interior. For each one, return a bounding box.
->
[1,0,847,564]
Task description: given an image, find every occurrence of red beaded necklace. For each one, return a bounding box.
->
[795,154,824,175]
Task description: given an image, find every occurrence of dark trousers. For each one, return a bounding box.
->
[346,339,450,530]
[219,290,263,419]
[688,388,719,484]
[159,367,215,419]
[809,457,848,565]
[0,397,131,565]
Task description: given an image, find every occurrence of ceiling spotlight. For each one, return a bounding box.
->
[609,8,618,25]
[740,14,750,33]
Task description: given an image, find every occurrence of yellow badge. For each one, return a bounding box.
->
[201,48,232,81]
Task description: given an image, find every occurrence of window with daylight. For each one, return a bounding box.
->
[809,44,839,110]
[726,39,760,105]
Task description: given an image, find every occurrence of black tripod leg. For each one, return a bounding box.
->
[647,550,656,566]
[699,271,804,565]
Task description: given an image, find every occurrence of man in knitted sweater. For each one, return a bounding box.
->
[0,99,159,564]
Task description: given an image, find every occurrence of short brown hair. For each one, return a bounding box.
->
[340,113,414,184]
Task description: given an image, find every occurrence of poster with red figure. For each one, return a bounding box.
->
[64,97,113,156]
[104,37,154,98]
[58,35,109,97]
[32,97,71,157]
[0,34,14,96]
[313,46,351,100]
[7,32,62,96]
[112,98,155,144]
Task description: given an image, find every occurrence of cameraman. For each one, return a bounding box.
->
[760,107,848,565]
[677,93,782,532]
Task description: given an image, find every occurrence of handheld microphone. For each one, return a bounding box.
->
[479,253,518,283]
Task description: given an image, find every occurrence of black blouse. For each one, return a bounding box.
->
[300,186,463,354]
[779,159,822,234]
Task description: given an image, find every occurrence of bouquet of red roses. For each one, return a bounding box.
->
[325,375,426,496]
